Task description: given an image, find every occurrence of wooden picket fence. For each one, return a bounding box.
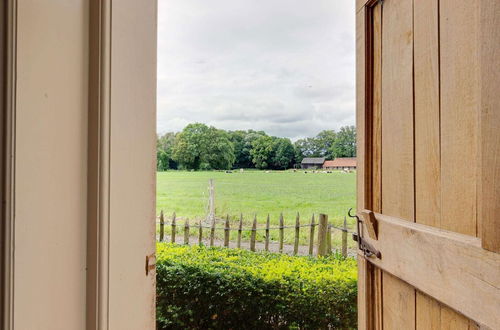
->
[157,211,354,257]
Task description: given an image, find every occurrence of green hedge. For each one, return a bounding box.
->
[156,243,357,329]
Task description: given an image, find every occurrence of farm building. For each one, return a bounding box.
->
[300,157,325,169]
[323,158,357,170]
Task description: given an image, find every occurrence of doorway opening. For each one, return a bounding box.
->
[155,1,357,328]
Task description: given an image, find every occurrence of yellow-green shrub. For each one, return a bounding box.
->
[156,243,357,329]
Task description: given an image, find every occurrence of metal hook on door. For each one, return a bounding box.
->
[348,208,381,259]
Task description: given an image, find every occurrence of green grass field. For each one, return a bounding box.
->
[157,170,356,246]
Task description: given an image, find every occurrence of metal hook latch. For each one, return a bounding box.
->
[348,208,381,259]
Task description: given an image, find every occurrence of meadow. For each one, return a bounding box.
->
[157,170,356,247]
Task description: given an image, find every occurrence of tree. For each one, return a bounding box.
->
[271,137,294,169]
[172,123,235,170]
[314,130,337,158]
[250,135,274,169]
[157,132,177,171]
[203,127,235,170]
[330,125,356,158]
[229,130,267,169]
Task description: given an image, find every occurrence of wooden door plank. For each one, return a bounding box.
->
[380,0,415,328]
[414,0,440,228]
[440,306,470,330]
[356,7,366,214]
[371,3,382,213]
[478,0,500,253]
[440,0,479,236]
[356,7,370,329]
[382,272,415,329]
[361,212,500,329]
[413,0,446,327]
[416,292,440,330]
[381,0,414,221]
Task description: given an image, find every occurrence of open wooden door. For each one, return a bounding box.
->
[356,0,500,329]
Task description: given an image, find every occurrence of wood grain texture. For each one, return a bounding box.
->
[356,7,370,329]
[381,0,414,221]
[440,0,479,236]
[413,0,447,326]
[382,272,415,329]
[478,0,500,253]
[380,1,416,328]
[416,292,440,330]
[363,212,500,329]
[356,7,366,214]
[371,3,383,214]
[414,0,441,228]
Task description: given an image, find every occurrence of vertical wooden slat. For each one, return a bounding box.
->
[478,0,500,253]
[171,212,176,243]
[342,217,348,257]
[159,210,164,242]
[416,293,441,330]
[237,213,243,248]
[381,0,414,222]
[370,2,383,213]
[183,219,189,245]
[382,272,415,329]
[293,212,300,255]
[265,214,270,252]
[278,213,284,253]
[440,0,479,236]
[224,215,230,247]
[198,219,203,245]
[326,223,332,255]
[414,0,443,326]
[380,0,415,329]
[250,215,257,252]
[308,214,315,256]
[371,5,384,328]
[209,216,215,247]
[414,0,441,228]
[317,214,328,256]
[356,5,369,328]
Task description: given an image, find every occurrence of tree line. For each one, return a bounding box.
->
[157,123,356,171]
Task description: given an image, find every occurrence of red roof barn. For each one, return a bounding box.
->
[323,157,357,170]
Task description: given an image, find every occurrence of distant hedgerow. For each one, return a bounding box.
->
[156,243,357,329]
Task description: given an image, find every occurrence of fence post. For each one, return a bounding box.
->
[210,215,216,247]
[184,219,190,245]
[293,212,300,255]
[250,215,257,251]
[198,219,203,245]
[317,214,328,256]
[265,214,270,251]
[342,217,348,257]
[237,213,243,248]
[159,210,164,242]
[171,212,176,243]
[224,215,230,247]
[309,214,315,256]
[326,224,332,255]
[279,213,284,253]
[208,179,215,223]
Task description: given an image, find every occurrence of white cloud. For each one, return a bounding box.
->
[157,0,355,139]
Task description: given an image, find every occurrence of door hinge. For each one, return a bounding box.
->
[348,208,381,259]
[145,253,156,275]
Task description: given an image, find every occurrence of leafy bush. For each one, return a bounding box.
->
[156,243,357,329]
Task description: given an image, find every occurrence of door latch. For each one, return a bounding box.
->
[348,208,381,259]
[145,253,156,275]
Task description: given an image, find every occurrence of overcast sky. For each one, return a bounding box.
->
[157,0,355,140]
